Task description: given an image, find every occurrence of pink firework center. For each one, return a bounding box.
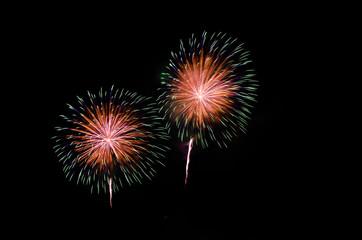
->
[70,103,147,172]
[170,50,239,131]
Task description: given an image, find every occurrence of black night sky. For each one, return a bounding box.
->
[18,5,318,239]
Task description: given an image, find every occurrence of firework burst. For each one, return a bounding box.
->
[158,32,258,184]
[53,86,169,206]
[158,31,258,148]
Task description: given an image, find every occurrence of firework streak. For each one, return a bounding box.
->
[185,138,193,185]
[53,86,169,206]
[158,32,258,184]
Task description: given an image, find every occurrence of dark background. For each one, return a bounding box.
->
[16,5,319,239]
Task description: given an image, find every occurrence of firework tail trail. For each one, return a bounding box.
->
[109,177,113,208]
[185,138,193,185]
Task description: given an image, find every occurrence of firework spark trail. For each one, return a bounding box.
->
[53,86,170,206]
[109,177,113,208]
[185,138,193,185]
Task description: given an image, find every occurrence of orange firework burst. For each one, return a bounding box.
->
[70,98,146,172]
[159,32,258,148]
[170,47,239,131]
[54,87,169,206]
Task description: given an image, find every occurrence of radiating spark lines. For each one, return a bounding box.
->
[53,86,170,206]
